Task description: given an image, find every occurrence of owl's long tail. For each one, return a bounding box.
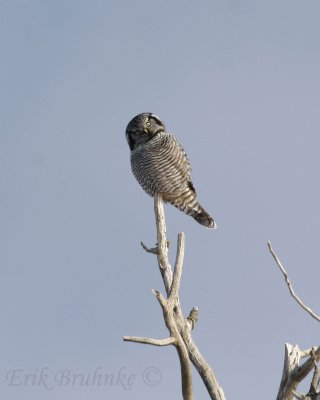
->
[191,205,216,229]
[164,188,217,229]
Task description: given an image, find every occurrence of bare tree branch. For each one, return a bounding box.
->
[169,232,185,302]
[292,391,306,399]
[141,241,158,254]
[277,344,320,400]
[124,195,225,400]
[180,327,225,400]
[123,336,176,346]
[307,349,320,399]
[268,241,320,323]
[277,343,305,400]
[290,347,320,393]
[152,289,167,308]
[154,195,173,294]
[153,196,225,400]
[268,243,320,399]
[187,307,199,330]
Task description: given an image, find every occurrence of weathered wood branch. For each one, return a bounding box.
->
[308,351,320,399]
[124,195,225,399]
[268,242,320,399]
[153,195,225,400]
[268,242,320,322]
[154,195,173,295]
[277,344,320,400]
[123,335,176,346]
[169,232,184,302]
[187,307,199,330]
[296,348,320,399]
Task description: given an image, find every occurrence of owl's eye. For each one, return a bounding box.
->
[146,121,151,127]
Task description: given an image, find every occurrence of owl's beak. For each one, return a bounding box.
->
[143,128,149,134]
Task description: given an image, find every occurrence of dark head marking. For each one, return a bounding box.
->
[126,112,165,151]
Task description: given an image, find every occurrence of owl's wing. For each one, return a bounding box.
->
[172,134,192,180]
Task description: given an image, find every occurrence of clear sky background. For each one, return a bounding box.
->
[1,1,320,399]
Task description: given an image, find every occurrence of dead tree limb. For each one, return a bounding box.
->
[295,348,320,400]
[123,336,176,346]
[268,242,320,400]
[268,242,320,322]
[124,195,225,400]
[277,344,320,400]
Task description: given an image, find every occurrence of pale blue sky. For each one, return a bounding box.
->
[1,1,320,399]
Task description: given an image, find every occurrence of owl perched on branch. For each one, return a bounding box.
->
[126,112,216,229]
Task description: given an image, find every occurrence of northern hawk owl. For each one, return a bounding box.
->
[125,112,216,228]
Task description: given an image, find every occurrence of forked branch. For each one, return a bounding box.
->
[277,344,320,400]
[268,242,320,399]
[124,195,225,400]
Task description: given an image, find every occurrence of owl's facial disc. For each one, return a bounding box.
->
[126,112,165,151]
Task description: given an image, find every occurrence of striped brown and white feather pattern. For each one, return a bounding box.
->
[130,131,216,229]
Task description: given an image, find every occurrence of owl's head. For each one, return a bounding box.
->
[126,112,166,151]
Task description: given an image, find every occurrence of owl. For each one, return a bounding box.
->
[125,112,216,229]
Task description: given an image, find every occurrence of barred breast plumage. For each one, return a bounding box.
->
[126,112,216,229]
